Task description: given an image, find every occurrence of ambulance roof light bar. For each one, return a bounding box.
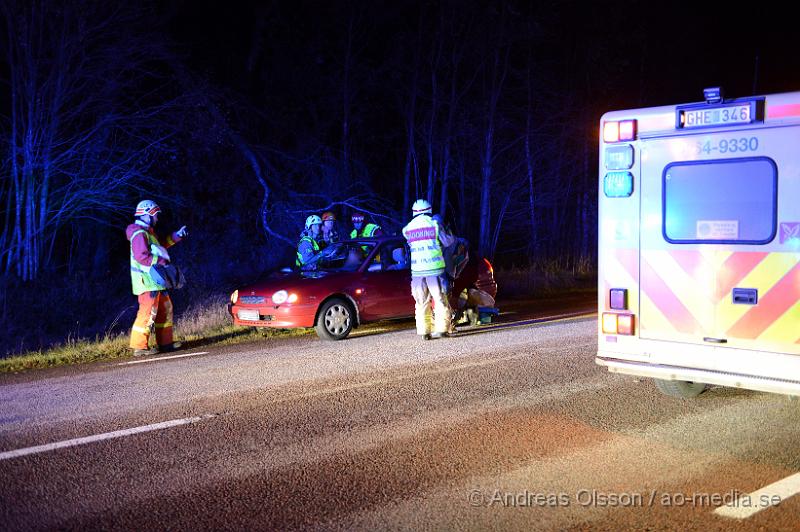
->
[703,86,723,104]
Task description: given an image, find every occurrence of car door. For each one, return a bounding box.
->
[356,242,413,320]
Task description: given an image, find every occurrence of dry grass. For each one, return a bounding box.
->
[0,334,132,373]
[0,294,305,373]
[177,294,241,339]
[497,257,596,298]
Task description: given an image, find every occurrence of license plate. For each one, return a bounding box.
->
[237,309,260,321]
[679,103,752,129]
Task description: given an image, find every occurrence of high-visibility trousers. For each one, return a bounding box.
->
[129,291,173,349]
[410,274,451,335]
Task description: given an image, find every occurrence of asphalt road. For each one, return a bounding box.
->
[1,293,799,531]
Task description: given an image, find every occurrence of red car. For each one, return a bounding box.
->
[228,235,497,340]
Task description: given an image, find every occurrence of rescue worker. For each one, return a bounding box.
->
[349,212,383,239]
[401,199,452,340]
[321,211,339,247]
[296,214,323,270]
[127,200,188,356]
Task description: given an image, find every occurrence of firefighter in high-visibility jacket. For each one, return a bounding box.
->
[349,212,383,239]
[127,200,188,356]
[296,215,323,270]
[321,211,339,248]
[401,199,452,340]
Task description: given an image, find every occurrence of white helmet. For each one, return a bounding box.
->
[412,198,432,216]
[135,200,161,217]
[305,214,322,229]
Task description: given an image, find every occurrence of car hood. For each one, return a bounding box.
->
[239,269,352,296]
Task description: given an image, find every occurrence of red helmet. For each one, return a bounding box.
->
[135,199,161,217]
[322,211,337,222]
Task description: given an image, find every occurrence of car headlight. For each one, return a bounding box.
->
[231,290,239,304]
[272,290,298,305]
[272,290,288,304]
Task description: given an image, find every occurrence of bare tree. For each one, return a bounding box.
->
[477,8,510,259]
[438,7,476,221]
[0,1,184,279]
[399,10,424,214]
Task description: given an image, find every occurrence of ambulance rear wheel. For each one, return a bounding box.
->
[654,379,707,398]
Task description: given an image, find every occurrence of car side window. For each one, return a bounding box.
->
[342,246,364,271]
[318,242,372,271]
[379,244,409,271]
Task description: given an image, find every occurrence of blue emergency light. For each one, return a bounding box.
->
[703,87,723,104]
[603,171,633,198]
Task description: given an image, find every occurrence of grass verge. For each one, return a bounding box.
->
[0,295,307,373]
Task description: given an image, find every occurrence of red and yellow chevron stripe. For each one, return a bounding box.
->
[605,248,800,352]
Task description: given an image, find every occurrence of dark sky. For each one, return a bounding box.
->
[624,1,799,105]
[165,0,799,115]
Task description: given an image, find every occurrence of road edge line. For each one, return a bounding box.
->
[0,414,215,461]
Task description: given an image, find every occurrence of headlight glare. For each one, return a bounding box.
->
[272,290,288,304]
[231,290,239,304]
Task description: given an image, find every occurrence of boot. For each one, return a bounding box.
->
[159,341,183,353]
[132,347,158,357]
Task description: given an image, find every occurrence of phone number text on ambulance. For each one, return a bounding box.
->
[695,136,759,156]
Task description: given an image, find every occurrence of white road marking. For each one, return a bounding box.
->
[0,415,215,461]
[715,472,800,519]
[118,351,209,365]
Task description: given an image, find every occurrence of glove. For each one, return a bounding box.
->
[176,225,188,238]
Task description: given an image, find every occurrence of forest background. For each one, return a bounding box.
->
[1,0,796,355]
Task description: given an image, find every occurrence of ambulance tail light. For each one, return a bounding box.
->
[602,312,635,335]
[603,119,637,143]
[617,314,635,335]
[602,313,618,334]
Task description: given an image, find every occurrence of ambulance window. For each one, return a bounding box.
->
[663,157,777,244]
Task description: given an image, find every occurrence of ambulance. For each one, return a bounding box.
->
[596,88,800,397]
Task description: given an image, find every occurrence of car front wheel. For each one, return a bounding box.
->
[315,298,354,340]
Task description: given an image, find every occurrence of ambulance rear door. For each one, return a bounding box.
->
[639,107,800,356]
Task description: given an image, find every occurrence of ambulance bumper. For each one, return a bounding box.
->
[596,356,800,397]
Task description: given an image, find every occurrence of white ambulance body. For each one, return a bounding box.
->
[596,88,800,397]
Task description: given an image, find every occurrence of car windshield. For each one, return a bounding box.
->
[312,241,376,272]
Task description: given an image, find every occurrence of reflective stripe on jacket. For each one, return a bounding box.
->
[349,223,380,239]
[402,215,445,277]
[296,235,321,267]
[129,229,162,295]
